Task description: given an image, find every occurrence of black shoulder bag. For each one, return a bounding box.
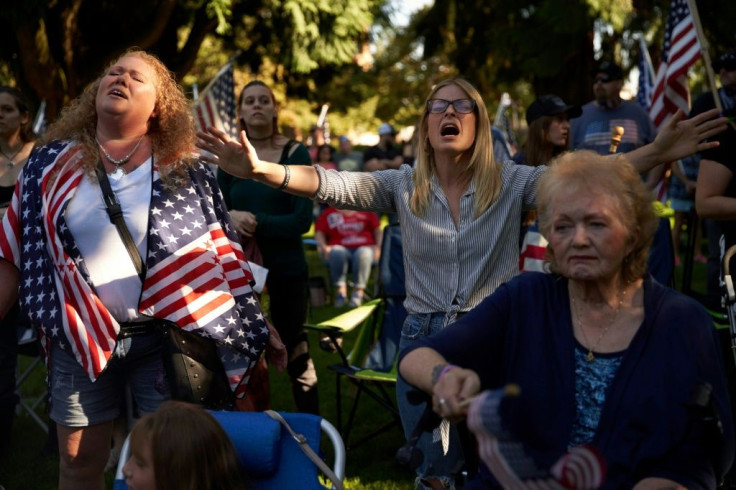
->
[96,163,234,410]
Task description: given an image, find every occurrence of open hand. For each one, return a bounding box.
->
[196,127,261,179]
[653,108,727,163]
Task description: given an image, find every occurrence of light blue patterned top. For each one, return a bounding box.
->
[569,343,624,447]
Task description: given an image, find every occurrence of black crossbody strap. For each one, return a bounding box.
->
[95,163,146,282]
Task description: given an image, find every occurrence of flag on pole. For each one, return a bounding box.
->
[193,62,238,139]
[648,0,701,203]
[649,0,701,128]
[636,38,655,111]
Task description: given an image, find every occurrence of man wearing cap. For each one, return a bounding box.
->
[363,122,403,171]
[571,60,657,155]
[334,135,364,171]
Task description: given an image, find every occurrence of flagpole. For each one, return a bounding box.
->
[686,0,723,114]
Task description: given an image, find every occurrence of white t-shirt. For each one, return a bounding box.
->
[66,158,152,322]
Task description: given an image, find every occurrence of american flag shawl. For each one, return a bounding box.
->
[0,140,269,397]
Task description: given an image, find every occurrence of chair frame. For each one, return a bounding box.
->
[15,328,48,434]
[305,298,401,450]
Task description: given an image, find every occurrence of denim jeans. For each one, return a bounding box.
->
[397,312,465,485]
[327,245,374,290]
[49,331,169,426]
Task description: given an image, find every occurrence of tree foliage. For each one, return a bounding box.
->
[0,0,384,123]
[409,0,736,110]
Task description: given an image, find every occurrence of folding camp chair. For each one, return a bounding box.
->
[113,410,345,490]
[15,325,48,434]
[305,298,401,450]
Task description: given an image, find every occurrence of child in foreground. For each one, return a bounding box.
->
[122,400,250,490]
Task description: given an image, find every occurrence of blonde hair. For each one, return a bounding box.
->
[128,401,249,490]
[536,151,658,283]
[410,78,500,219]
[41,48,196,177]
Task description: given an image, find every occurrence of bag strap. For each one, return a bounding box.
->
[95,163,147,282]
[278,139,297,164]
[264,410,343,490]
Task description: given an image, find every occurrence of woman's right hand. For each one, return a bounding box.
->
[432,367,481,424]
[229,210,257,237]
[196,127,261,179]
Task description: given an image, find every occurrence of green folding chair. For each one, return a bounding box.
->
[305,298,401,449]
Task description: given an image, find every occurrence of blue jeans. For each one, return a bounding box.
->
[327,245,374,290]
[397,312,465,485]
[49,331,169,427]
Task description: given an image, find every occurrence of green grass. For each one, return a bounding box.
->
[0,247,414,490]
[0,241,712,489]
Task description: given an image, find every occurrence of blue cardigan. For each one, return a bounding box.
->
[401,273,734,489]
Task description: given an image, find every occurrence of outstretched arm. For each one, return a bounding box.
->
[196,127,321,197]
[625,108,726,174]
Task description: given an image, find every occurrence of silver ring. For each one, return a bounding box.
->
[439,397,446,405]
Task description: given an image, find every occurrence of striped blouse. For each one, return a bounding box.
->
[315,163,547,315]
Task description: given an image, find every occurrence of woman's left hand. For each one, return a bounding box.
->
[432,367,481,424]
[265,321,287,372]
[652,108,727,162]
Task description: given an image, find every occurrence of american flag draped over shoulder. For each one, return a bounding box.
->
[649,0,701,128]
[193,62,238,139]
[0,141,267,396]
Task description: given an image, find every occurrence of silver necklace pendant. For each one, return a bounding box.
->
[109,166,127,181]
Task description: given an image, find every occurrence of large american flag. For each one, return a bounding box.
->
[649,0,701,128]
[0,142,267,396]
[193,62,238,139]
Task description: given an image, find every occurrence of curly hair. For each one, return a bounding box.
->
[0,86,36,143]
[536,150,658,283]
[411,78,500,219]
[41,49,196,177]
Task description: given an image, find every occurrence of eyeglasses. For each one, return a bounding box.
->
[593,76,612,84]
[426,98,477,114]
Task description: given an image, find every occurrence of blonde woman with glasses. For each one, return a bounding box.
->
[197,78,728,490]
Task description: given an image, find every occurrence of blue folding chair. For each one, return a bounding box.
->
[113,410,345,490]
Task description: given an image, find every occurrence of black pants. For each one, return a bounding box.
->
[266,273,319,414]
[0,305,19,459]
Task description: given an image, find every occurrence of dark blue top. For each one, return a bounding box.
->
[400,273,734,489]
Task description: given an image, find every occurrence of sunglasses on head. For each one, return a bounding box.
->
[426,98,477,114]
[594,76,612,84]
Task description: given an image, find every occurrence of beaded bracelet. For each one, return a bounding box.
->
[277,164,290,190]
[431,363,459,386]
